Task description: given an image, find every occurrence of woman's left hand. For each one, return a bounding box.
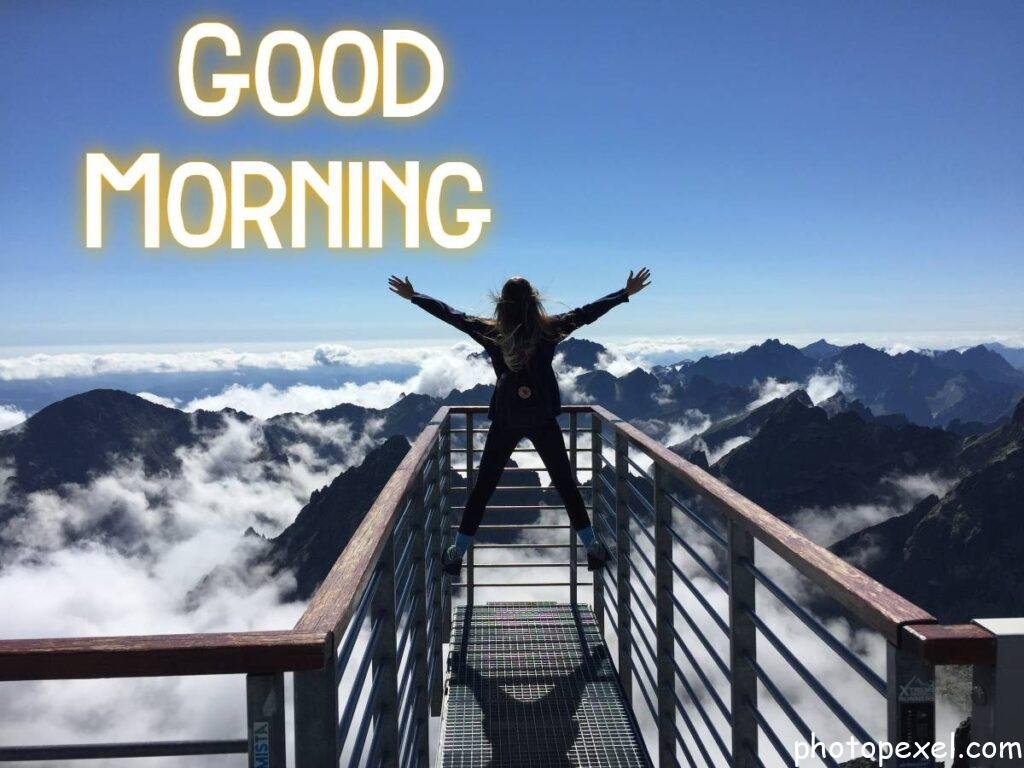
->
[625,267,652,296]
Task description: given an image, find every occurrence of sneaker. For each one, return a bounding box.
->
[441,545,463,577]
[586,541,609,571]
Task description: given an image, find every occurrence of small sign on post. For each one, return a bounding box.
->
[247,673,286,768]
[887,646,936,768]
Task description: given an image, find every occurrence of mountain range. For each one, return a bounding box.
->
[1,335,1021,623]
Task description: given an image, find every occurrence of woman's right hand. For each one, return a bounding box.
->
[388,275,415,300]
[625,267,652,296]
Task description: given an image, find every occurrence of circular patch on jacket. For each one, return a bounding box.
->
[517,385,532,399]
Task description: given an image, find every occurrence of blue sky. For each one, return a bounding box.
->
[1,1,1022,349]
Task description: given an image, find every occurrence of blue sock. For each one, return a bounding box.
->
[577,525,597,550]
[454,532,473,556]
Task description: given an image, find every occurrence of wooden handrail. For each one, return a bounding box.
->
[588,405,937,645]
[900,623,996,666]
[295,408,449,637]
[0,630,329,681]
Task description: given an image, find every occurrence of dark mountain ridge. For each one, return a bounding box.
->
[712,393,960,519]
[832,397,1024,622]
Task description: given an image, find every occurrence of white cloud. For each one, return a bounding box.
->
[0,459,14,507]
[705,434,751,464]
[745,364,852,415]
[185,380,407,417]
[806,364,851,404]
[136,391,180,408]
[0,343,450,381]
[554,354,592,404]
[182,347,493,418]
[788,472,954,547]
[747,378,801,411]
[0,404,28,431]
[4,331,1023,382]
[663,410,712,446]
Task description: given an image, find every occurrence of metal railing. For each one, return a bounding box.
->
[0,404,1012,767]
[435,406,1006,768]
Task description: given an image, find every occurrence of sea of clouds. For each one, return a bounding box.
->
[0,411,384,754]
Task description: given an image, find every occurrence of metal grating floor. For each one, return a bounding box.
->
[439,602,649,768]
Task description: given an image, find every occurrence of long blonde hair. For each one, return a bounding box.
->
[482,277,558,371]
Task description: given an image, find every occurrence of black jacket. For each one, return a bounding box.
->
[410,289,629,423]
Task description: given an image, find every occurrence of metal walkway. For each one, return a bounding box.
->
[440,602,648,768]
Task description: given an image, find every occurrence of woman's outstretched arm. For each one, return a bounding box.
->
[554,267,652,338]
[389,275,491,344]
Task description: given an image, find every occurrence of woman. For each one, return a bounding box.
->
[388,268,652,575]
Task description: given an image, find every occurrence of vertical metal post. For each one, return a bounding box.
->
[886,644,936,767]
[728,520,758,768]
[373,539,400,767]
[465,412,475,608]
[294,635,338,768]
[431,421,448,715]
[409,475,432,767]
[440,418,453,646]
[653,464,676,767]
[569,411,579,607]
[614,430,633,703]
[969,619,1024,767]
[247,673,286,768]
[590,412,605,633]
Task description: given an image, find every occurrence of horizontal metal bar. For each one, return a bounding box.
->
[0,740,248,761]
[448,447,541,453]
[451,581,592,588]
[744,559,886,695]
[595,467,617,497]
[670,720,702,768]
[672,654,732,760]
[628,506,657,547]
[626,477,656,515]
[492,465,594,472]
[626,453,653,479]
[398,694,423,767]
[671,606,731,680]
[743,602,875,743]
[669,669,722,768]
[472,543,584,550]
[335,569,381,671]
[747,694,798,768]
[469,562,575,568]
[395,617,419,672]
[669,526,729,591]
[336,618,383,732]
[449,504,592,511]
[630,640,660,724]
[452,523,571,530]
[450,485,593,492]
[463,427,578,435]
[624,525,658,577]
[665,489,728,548]
[445,405,593,414]
[746,651,841,768]
[343,669,382,759]
[670,571,730,637]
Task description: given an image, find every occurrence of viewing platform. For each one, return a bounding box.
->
[0,405,1018,767]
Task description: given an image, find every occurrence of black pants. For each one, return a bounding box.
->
[459,418,592,536]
